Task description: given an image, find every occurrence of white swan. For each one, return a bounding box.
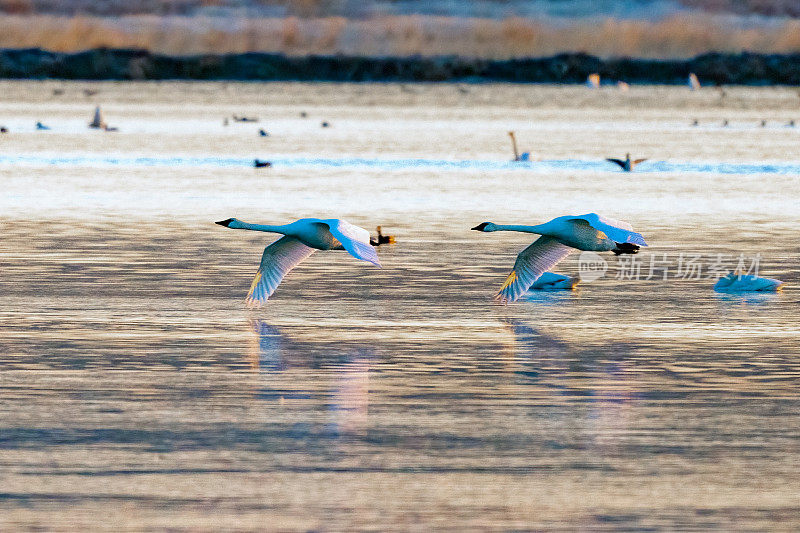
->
[529,272,579,291]
[471,213,647,302]
[508,131,531,162]
[713,272,784,293]
[216,217,381,305]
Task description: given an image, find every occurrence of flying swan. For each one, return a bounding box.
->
[216,217,381,305]
[471,213,647,302]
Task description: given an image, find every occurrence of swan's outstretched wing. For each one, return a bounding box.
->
[606,158,626,169]
[323,219,381,267]
[497,237,573,303]
[569,213,648,246]
[246,236,316,305]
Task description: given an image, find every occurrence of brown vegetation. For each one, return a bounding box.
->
[1,14,800,59]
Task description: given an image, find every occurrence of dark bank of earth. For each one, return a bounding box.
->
[3,48,800,84]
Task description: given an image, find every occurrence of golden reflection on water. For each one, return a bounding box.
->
[0,81,799,530]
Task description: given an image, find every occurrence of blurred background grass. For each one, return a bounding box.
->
[1,1,800,58]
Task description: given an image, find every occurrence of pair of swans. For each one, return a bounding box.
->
[217,213,647,305]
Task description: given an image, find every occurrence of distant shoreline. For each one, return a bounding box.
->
[2,48,800,85]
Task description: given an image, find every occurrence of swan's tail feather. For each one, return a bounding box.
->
[613,243,640,255]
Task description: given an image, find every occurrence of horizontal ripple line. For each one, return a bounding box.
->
[3,154,800,175]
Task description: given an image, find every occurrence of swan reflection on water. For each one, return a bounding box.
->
[248,319,287,371]
[248,319,372,439]
[713,291,783,307]
[501,317,638,450]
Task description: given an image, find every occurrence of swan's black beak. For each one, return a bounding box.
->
[471,222,489,231]
[215,218,233,227]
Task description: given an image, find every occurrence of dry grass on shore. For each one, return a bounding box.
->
[2,14,800,59]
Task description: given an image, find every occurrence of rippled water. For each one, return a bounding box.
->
[1,81,799,530]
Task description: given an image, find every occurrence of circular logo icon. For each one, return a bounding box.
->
[578,251,608,282]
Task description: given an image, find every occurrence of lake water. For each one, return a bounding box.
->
[1,81,799,530]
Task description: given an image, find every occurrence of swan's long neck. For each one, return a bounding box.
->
[491,224,544,234]
[232,220,288,233]
[509,132,519,160]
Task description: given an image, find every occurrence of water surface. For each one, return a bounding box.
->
[0,81,799,530]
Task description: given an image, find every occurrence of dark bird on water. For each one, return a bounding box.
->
[0,126,8,133]
[259,129,269,137]
[321,121,330,128]
[370,226,396,246]
[36,121,50,130]
[254,159,272,168]
[300,111,308,118]
[606,153,647,172]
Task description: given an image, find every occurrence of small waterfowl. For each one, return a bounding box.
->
[606,153,647,172]
[722,119,729,127]
[787,120,796,127]
[215,217,381,305]
[0,126,8,133]
[692,119,699,126]
[321,121,330,128]
[258,129,269,137]
[88,106,106,129]
[760,120,767,127]
[36,121,50,130]
[254,159,271,168]
[688,73,701,90]
[471,213,647,303]
[300,111,308,118]
[233,115,258,122]
[713,272,784,293]
[370,226,396,246]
